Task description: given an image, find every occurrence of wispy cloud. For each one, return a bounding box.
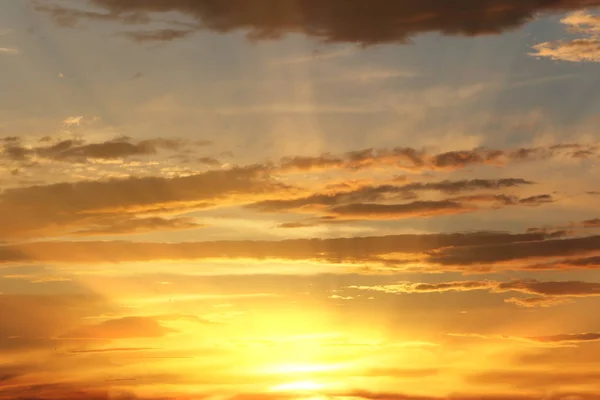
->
[0,47,18,54]
[349,279,600,307]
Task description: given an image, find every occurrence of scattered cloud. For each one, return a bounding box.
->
[249,178,534,212]
[531,10,600,62]
[276,144,598,173]
[63,116,84,126]
[349,279,600,307]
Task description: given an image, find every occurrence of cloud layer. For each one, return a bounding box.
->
[39,0,600,45]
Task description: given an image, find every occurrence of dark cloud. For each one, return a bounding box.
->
[517,194,554,205]
[249,178,533,212]
[197,157,222,167]
[0,231,560,265]
[248,177,547,222]
[276,144,597,174]
[311,193,551,220]
[123,29,194,43]
[39,0,600,45]
[426,234,600,266]
[523,255,600,271]
[1,137,186,164]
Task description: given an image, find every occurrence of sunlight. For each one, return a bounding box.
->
[268,363,344,375]
[270,380,325,392]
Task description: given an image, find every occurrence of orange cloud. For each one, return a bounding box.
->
[0,230,561,267]
[71,216,204,236]
[0,164,286,239]
[60,316,176,339]
[531,10,600,62]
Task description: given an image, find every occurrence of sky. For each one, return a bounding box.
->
[1,1,600,399]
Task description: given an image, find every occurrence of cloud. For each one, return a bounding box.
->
[328,200,473,219]
[71,216,204,236]
[335,389,600,400]
[122,28,194,43]
[531,10,600,62]
[63,116,84,126]
[532,38,600,62]
[67,347,158,354]
[426,235,600,266]
[276,144,598,173]
[0,294,114,352]
[449,331,600,346]
[349,279,600,307]
[38,0,600,45]
[197,156,222,167]
[0,47,18,54]
[523,255,600,271]
[329,294,354,300]
[583,219,600,228]
[1,137,188,163]
[268,193,554,222]
[326,194,552,220]
[249,178,534,212]
[504,297,573,307]
[0,231,561,266]
[248,177,547,222]
[0,382,169,400]
[531,333,600,344]
[60,316,176,339]
[0,164,285,239]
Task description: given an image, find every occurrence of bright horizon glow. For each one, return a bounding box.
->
[270,380,327,392]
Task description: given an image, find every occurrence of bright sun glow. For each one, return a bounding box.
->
[270,380,325,392]
[267,363,345,374]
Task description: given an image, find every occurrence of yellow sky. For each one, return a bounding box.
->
[1,1,600,399]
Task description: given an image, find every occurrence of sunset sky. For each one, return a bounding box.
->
[1,1,600,399]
